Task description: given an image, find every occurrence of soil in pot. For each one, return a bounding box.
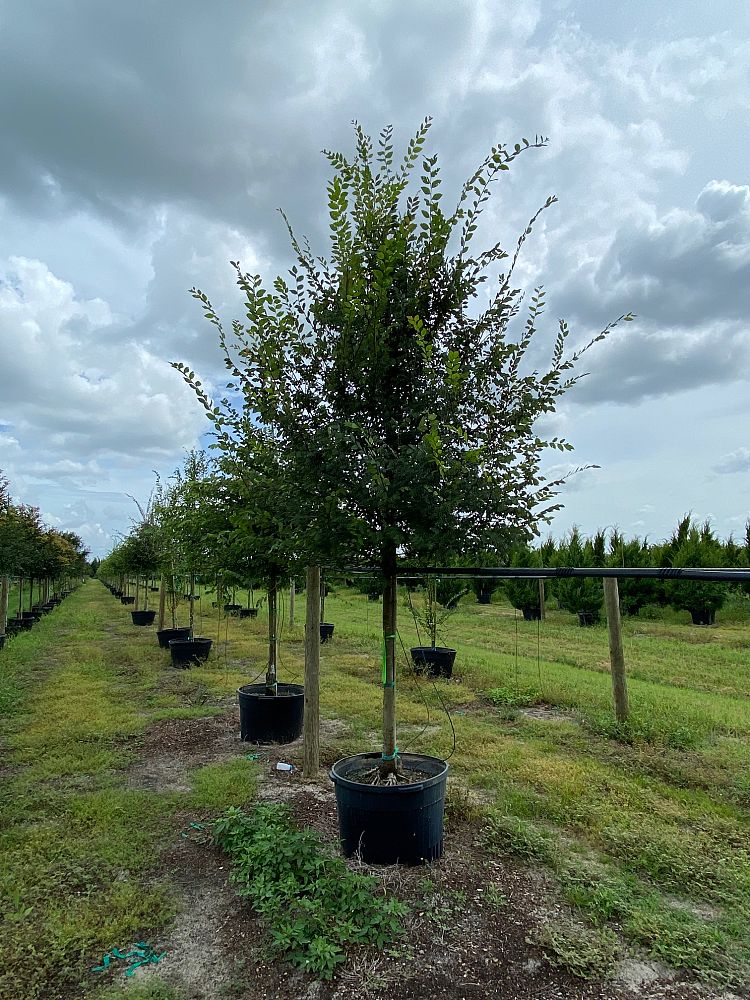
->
[410,646,456,679]
[157,626,192,649]
[330,752,448,865]
[320,622,335,643]
[131,609,156,626]
[169,637,212,668]
[238,683,304,743]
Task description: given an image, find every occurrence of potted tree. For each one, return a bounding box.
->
[555,528,606,625]
[178,121,630,863]
[664,517,727,625]
[505,546,544,620]
[408,576,460,678]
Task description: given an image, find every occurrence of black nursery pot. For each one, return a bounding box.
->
[522,606,542,621]
[690,608,716,626]
[238,607,258,619]
[578,611,600,627]
[0,634,5,651]
[223,603,243,615]
[169,637,212,668]
[330,752,449,865]
[237,683,304,744]
[410,646,456,679]
[131,609,156,626]
[157,626,192,649]
[120,596,135,605]
[320,622,335,643]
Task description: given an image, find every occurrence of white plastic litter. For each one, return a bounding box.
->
[276,762,294,771]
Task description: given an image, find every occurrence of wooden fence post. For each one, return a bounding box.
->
[603,577,629,723]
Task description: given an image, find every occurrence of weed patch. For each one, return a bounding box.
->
[213,803,407,979]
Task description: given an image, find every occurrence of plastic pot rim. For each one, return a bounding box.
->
[237,682,304,699]
[330,751,448,795]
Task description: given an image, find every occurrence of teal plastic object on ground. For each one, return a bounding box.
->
[91,941,165,977]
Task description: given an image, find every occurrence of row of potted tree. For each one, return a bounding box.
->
[0,471,88,648]
[501,518,750,625]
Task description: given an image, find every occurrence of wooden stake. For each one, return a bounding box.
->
[538,579,546,620]
[603,578,629,723]
[157,575,166,631]
[303,565,321,778]
[289,577,296,628]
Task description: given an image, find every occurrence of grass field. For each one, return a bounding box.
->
[1,579,749,997]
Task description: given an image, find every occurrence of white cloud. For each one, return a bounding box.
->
[712,447,750,474]
[0,0,749,553]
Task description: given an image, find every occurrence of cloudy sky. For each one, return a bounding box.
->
[1,0,748,558]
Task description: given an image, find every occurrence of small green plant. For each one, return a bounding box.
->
[484,883,508,908]
[212,804,408,979]
[533,922,619,980]
[486,686,544,709]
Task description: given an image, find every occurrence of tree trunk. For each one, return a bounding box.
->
[303,566,320,778]
[189,572,195,633]
[266,574,278,695]
[538,579,546,621]
[320,572,326,624]
[603,578,629,724]
[289,578,296,628]
[135,575,141,612]
[18,578,24,616]
[380,541,398,777]
[0,576,9,636]
[157,575,167,631]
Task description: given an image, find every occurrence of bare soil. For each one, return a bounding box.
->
[124,710,744,1000]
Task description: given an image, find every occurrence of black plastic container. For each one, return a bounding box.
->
[223,603,242,615]
[690,609,716,625]
[169,637,212,667]
[238,683,304,743]
[578,611,600,627]
[120,596,135,605]
[0,635,5,651]
[410,646,456,679]
[320,622,335,643]
[522,607,542,621]
[131,610,156,626]
[157,626,192,649]
[330,752,448,865]
[239,607,258,619]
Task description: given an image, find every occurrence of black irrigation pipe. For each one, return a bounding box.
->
[340,566,750,583]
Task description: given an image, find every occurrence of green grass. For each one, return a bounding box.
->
[309,587,750,986]
[2,579,750,992]
[0,583,209,1000]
